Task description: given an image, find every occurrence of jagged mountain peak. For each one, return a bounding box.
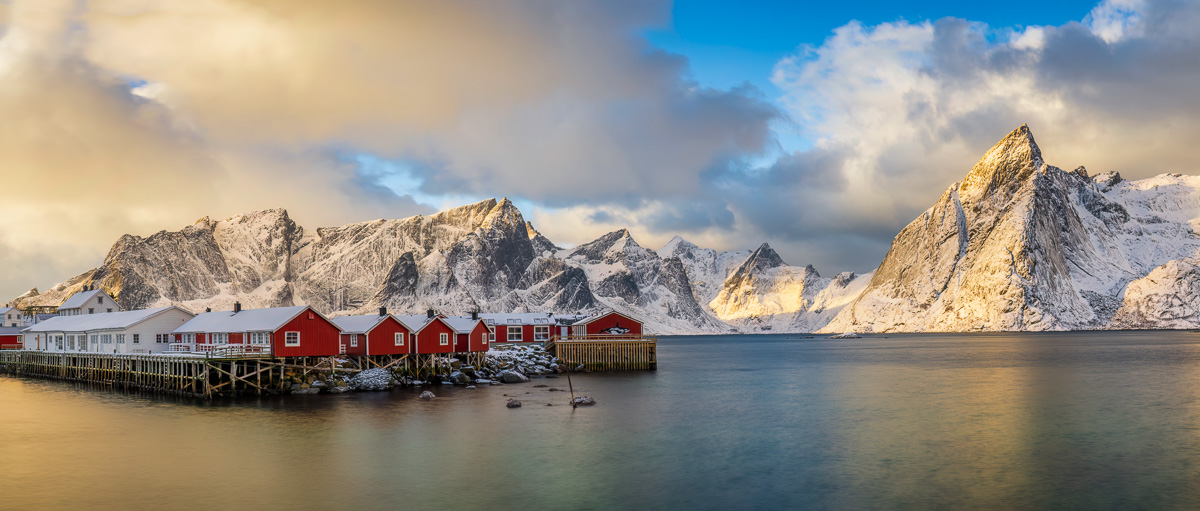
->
[480,197,525,231]
[658,235,699,258]
[958,124,1044,201]
[567,229,646,263]
[743,243,785,271]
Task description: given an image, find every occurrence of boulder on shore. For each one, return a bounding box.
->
[506,398,522,408]
[499,371,530,384]
[570,396,596,406]
[419,391,436,400]
[350,368,396,391]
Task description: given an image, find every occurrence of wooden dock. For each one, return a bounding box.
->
[547,336,657,371]
[0,350,455,399]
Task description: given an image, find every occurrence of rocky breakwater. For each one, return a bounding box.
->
[285,345,573,395]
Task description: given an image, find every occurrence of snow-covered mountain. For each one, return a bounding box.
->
[822,125,1200,332]
[15,199,854,334]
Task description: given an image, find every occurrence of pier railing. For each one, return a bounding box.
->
[546,335,657,371]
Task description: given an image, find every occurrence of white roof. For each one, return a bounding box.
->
[394,314,436,332]
[477,312,587,326]
[0,307,18,315]
[25,307,186,333]
[442,316,484,334]
[174,306,310,334]
[331,314,389,334]
[0,326,22,335]
[57,289,105,311]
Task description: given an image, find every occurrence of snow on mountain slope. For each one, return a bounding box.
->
[823,125,1200,333]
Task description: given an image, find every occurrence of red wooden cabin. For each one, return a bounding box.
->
[569,311,643,338]
[172,304,342,357]
[331,310,412,356]
[445,317,491,352]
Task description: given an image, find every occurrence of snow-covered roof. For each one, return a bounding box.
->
[477,312,588,326]
[442,316,485,334]
[0,307,19,316]
[394,314,436,332]
[174,306,310,334]
[25,307,187,333]
[0,326,22,335]
[330,314,390,334]
[57,289,106,311]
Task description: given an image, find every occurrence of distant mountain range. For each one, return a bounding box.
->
[16,125,1200,333]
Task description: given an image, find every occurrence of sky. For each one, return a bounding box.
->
[2,0,1199,300]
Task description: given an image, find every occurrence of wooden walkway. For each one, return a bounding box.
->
[0,350,473,399]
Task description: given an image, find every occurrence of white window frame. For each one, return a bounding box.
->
[395,332,404,346]
[482,331,488,345]
[508,326,523,342]
[212,333,228,344]
[534,325,550,341]
[132,334,139,344]
[488,330,495,342]
[116,334,125,344]
[350,334,358,347]
[439,332,449,346]
[285,332,300,346]
[249,332,268,345]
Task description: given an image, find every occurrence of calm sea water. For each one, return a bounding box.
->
[5,332,1200,510]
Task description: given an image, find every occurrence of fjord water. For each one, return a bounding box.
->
[6,333,1200,510]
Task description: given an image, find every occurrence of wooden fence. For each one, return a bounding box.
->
[549,337,657,371]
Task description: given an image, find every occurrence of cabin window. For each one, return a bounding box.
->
[439,333,449,346]
[395,332,404,346]
[88,308,94,314]
[55,335,63,350]
[101,334,112,344]
[534,326,550,341]
[116,334,125,344]
[132,334,139,344]
[482,332,488,345]
[285,332,300,346]
[507,326,523,342]
[488,330,495,342]
[90,335,98,344]
[308,312,314,320]
[572,325,584,337]
[98,297,103,304]
[350,334,358,347]
[212,333,228,343]
[107,308,112,313]
[249,332,268,345]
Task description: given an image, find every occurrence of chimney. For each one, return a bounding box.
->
[379,307,387,317]
[471,310,479,320]
[234,302,242,313]
[426,309,435,319]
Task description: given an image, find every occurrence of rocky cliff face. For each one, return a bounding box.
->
[822,125,1200,332]
[19,199,847,334]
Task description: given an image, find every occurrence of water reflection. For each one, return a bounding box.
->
[5,332,1200,509]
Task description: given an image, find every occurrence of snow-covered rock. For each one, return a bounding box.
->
[349,368,396,391]
[828,332,861,339]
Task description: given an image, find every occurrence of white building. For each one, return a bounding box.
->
[22,306,194,354]
[57,287,122,316]
[0,306,25,328]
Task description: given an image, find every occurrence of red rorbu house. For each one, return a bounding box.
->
[444,315,491,353]
[395,313,459,356]
[0,326,22,349]
[478,313,589,343]
[566,311,643,339]
[330,308,412,356]
[170,303,342,357]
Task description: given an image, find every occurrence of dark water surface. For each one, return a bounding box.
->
[5,332,1200,510]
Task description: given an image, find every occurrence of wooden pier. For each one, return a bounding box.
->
[547,336,657,371]
[0,350,467,399]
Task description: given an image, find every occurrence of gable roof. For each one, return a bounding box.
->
[0,307,19,316]
[173,306,313,334]
[442,316,487,334]
[477,312,588,326]
[25,307,188,333]
[574,310,642,326]
[57,289,108,311]
[330,314,392,335]
[0,326,23,336]
[394,314,435,332]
